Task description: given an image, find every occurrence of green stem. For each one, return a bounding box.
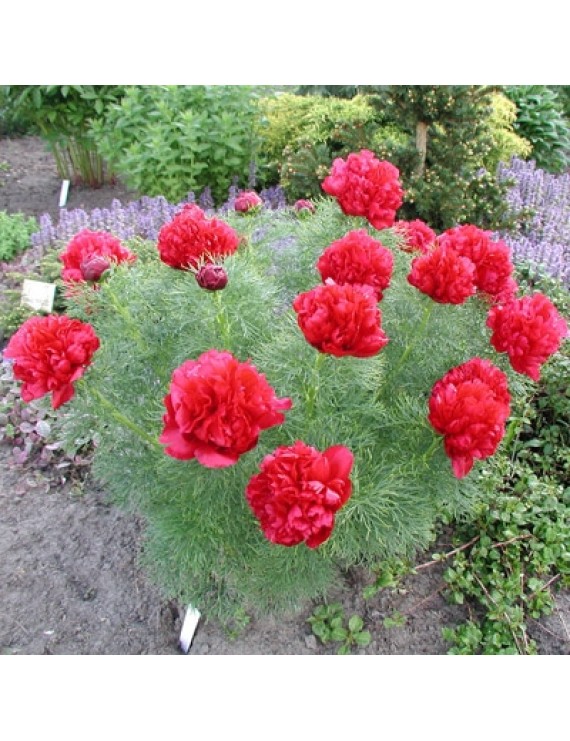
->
[215,291,232,347]
[106,285,148,352]
[90,386,160,450]
[422,436,441,465]
[503,417,520,452]
[379,301,434,397]
[306,351,326,418]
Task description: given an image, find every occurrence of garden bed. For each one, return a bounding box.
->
[0,135,568,655]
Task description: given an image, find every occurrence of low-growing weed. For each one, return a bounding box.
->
[307,603,371,654]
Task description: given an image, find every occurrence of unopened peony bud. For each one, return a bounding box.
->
[80,255,111,282]
[195,264,228,291]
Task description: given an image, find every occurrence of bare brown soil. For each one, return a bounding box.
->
[1,135,568,655]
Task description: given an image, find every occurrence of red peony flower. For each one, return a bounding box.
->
[293,280,389,358]
[245,441,354,548]
[159,350,292,467]
[428,357,511,478]
[234,190,263,213]
[60,229,136,283]
[294,199,316,215]
[407,244,477,304]
[157,204,240,270]
[195,264,228,291]
[4,314,100,409]
[316,229,394,301]
[321,149,404,230]
[393,219,436,254]
[437,225,517,303]
[486,293,568,381]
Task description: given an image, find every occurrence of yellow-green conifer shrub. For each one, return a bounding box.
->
[483,93,532,172]
[257,93,378,193]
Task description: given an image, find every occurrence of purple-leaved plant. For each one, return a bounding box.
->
[495,158,570,288]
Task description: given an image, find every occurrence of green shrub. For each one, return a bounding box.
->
[257,93,380,199]
[0,211,36,261]
[0,86,126,186]
[367,85,514,231]
[0,87,35,136]
[483,93,532,172]
[548,86,570,120]
[92,86,263,204]
[505,85,570,173]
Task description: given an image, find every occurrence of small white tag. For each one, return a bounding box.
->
[179,604,201,653]
[59,179,70,208]
[21,279,56,312]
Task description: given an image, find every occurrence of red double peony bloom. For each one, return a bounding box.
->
[159,350,292,467]
[293,280,389,358]
[59,229,136,283]
[393,219,436,254]
[234,190,263,213]
[407,244,477,304]
[4,314,100,409]
[486,293,568,381]
[321,149,404,230]
[245,441,354,548]
[428,357,511,479]
[157,204,240,270]
[437,224,517,303]
[316,229,394,301]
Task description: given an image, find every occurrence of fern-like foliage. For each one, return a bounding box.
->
[57,199,528,620]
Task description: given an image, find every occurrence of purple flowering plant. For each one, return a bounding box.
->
[494,158,570,288]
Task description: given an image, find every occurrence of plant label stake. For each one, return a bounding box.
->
[59,179,70,208]
[20,279,56,312]
[179,604,201,654]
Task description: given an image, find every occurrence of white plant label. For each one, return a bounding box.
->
[21,279,56,312]
[59,179,70,208]
[179,604,201,653]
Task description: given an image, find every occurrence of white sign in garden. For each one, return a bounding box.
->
[20,279,56,313]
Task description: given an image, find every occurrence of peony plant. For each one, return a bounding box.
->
[4,150,568,622]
